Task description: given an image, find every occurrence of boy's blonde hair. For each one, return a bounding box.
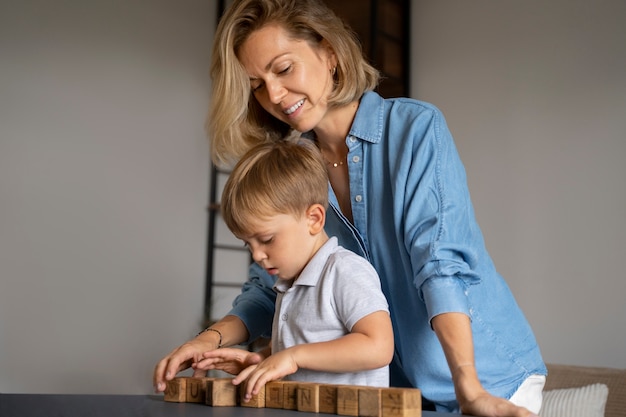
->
[221,137,329,237]
[207,0,379,169]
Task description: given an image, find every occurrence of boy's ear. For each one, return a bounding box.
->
[306,204,326,235]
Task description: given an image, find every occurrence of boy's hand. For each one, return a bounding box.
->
[234,349,299,402]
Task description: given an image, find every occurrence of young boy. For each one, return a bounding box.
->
[197,138,393,402]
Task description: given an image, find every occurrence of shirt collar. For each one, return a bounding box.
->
[349,91,383,144]
[300,91,383,145]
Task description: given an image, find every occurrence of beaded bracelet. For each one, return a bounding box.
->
[197,327,223,348]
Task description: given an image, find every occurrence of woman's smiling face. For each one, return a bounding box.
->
[238,24,336,133]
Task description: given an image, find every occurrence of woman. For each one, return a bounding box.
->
[153,1,546,415]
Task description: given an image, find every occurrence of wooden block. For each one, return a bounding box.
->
[206,378,237,407]
[239,381,266,408]
[319,383,338,414]
[381,387,421,417]
[358,387,382,417]
[282,381,300,410]
[163,377,187,402]
[337,385,360,416]
[265,381,285,409]
[297,382,320,413]
[186,377,211,403]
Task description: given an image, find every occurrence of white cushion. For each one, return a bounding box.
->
[540,383,609,417]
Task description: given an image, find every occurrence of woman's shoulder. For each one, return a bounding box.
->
[363,91,444,116]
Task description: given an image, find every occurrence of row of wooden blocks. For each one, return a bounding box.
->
[164,376,421,417]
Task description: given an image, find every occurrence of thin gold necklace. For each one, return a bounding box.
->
[325,158,345,168]
[317,141,347,168]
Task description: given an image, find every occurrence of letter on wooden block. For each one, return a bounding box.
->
[282,381,299,410]
[206,378,238,407]
[297,383,320,413]
[164,377,187,402]
[381,388,421,417]
[239,382,266,408]
[337,385,360,416]
[265,381,285,409]
[319,383,338,414]
[186,377,211,403]
[359,387,382,417]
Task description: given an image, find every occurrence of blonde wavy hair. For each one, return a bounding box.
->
[207,0,380,168]
[221,135,329,237]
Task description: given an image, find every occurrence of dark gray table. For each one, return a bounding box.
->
[0,394,461,417]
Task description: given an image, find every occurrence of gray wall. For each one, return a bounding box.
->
[412,0,626,368]
[1,0,625,397]
[0,0,215,393]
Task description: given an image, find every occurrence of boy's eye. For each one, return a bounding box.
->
[260,237,273,245]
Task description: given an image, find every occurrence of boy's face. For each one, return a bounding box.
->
[238,211,320,281]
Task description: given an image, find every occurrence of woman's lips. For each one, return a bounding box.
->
[284,99,304,116]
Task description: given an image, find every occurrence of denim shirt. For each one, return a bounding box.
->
[228,91,546,412]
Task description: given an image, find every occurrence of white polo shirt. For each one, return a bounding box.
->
[271,237,390,387]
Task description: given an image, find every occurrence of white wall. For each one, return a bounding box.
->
[412,0,626,368]
[0,0,215,393]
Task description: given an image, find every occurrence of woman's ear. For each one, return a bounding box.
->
[306,204,326,235]
[320,39,338,72]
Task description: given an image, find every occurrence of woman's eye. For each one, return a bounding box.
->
[278,65,291,75]
[251,82,264,92]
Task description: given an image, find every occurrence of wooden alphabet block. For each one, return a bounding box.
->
[381,387,421,417]
[265,381,285,409]
[206,378,237,407]
[282,381,300,410]
[297,382,320,413]
[319,383,338,414]
[163,377,187,402]
[337,385,360,416]
[358,387,382,417]
[185,377,211,403]
[239,382,266,408]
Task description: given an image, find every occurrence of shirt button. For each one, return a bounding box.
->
[349,136,357,143]
[281,314,288,321]
[352,156,360,163]
[355,195,362,202]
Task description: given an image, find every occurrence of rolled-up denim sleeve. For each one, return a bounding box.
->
[227,262,277,342]
[421,275,470,324]
[402,105,481,322]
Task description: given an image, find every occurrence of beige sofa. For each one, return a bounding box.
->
[545,363,626,417]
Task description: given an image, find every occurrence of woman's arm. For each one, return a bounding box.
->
[432,312,538,417]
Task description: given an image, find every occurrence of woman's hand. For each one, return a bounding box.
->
[459,390,539,417]
[153,315,250,393]
[194,347,266,376]
[153,337,218,393]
